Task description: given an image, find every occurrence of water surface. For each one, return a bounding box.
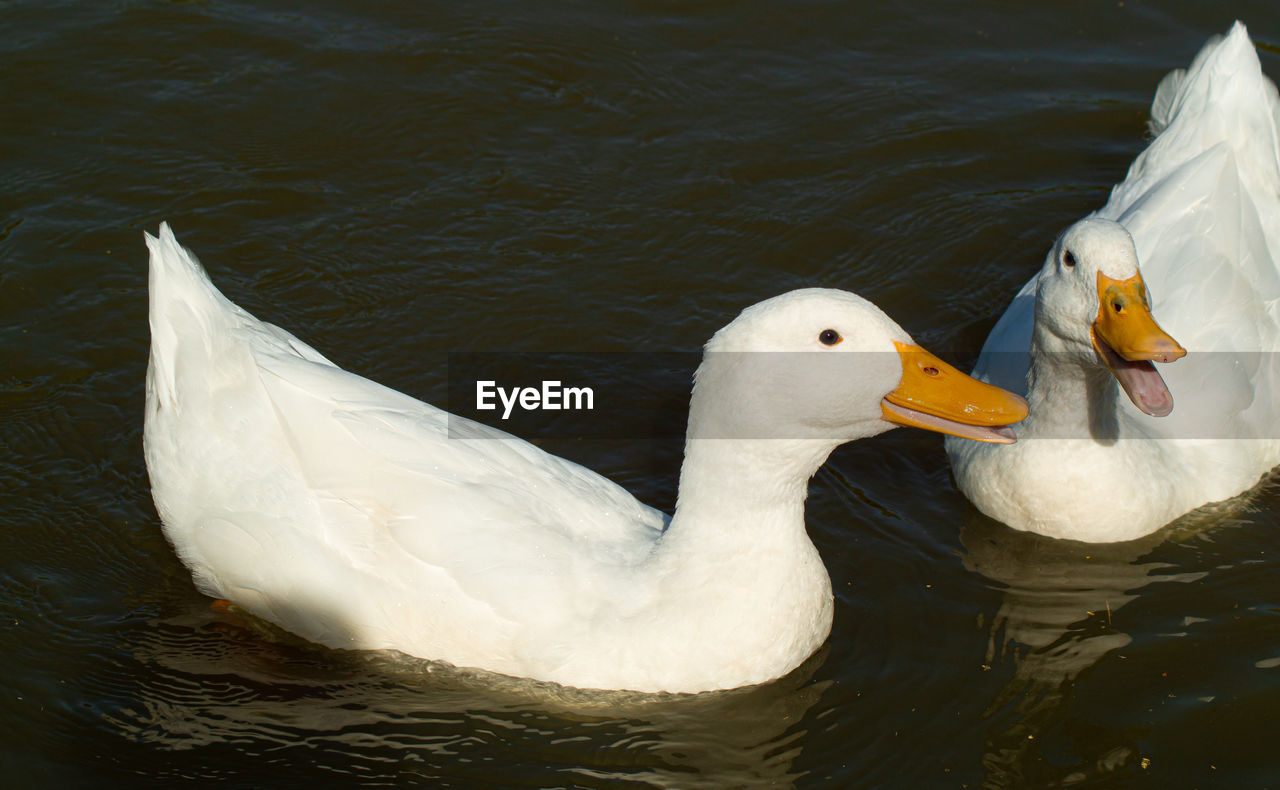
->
[4,1,1280,786]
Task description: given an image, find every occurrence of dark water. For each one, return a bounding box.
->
[5,1,1280,787]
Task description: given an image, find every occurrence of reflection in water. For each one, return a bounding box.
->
[106,606,829,788]
[960,511,1216,788]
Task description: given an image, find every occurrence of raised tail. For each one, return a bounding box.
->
[145,223,235,319]
[144,222,247,413]
[145,223,339,415]
[1145,21,1280,175]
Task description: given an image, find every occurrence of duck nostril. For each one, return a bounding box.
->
[923,366,939,376]
[1112,300,1125,313]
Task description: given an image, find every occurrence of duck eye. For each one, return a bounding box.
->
[1063,251,1077,268]
[818,329,842,346]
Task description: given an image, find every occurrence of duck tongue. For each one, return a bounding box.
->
[1095,338,1174,417]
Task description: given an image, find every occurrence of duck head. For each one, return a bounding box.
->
[1033,218,1186,417]
[687,289,1028,445]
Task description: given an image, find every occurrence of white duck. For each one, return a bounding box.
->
[947,22,1280,543]
[144,223,1027,694]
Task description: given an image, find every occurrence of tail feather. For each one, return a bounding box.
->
[145,223,337,412]
[145,222,239,324]
[1147,67,1185,137]
[145,222,241,412]
[1146,21,1280,177]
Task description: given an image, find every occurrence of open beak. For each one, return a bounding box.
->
[1090,271,1186,417]
[881,341,1029,444]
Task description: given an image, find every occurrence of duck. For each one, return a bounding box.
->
[946,21,1280,543]
[143,222,1027,694]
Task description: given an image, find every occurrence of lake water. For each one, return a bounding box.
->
[4,1,1280,787]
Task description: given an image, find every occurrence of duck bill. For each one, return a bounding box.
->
[1090,271,1186,417]
[880,342,1029,444]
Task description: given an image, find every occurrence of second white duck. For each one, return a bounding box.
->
[947,22,1280,542]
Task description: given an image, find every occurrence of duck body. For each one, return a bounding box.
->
[144,225,1025,692]
[948,22,1280,542]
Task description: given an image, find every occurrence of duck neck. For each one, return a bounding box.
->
[1026,325,1121,441]
[664,436,836,550]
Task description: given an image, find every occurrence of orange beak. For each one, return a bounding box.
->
[881,342,1029,444]
[1090,271,1185,417]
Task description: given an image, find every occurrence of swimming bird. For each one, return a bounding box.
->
[947,22,1280,542]
[144,223,1026,693]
